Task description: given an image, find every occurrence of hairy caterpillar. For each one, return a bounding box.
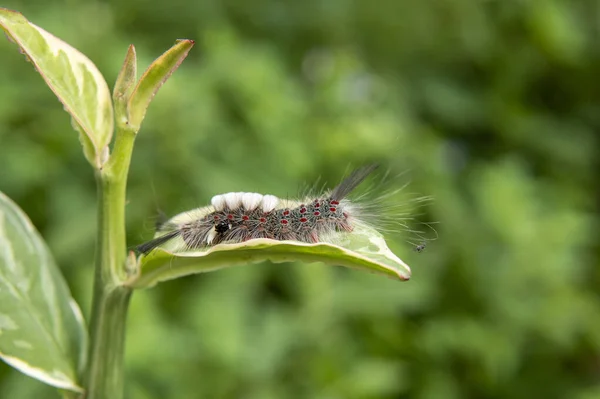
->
[137,164,432,254]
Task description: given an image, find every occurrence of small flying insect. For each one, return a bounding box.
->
[414,242,427,253]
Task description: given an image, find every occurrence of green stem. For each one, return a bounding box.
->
[82,286,131,399]
[83,128,136,399]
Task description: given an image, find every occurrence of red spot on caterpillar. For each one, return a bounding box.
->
[213,215,220,220]
[314,202,320,208]
[283,210,290,216]
[329,207,336,212]
[300,207,307,214]
[242,215,249,221]
[259,217,267,223]
[314,211,321,216]
[227,214,234,220]
[300,217,307,223]
[330,200,339,205]
[280,219,288,225]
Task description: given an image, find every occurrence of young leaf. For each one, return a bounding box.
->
[0,8,113,169]
[113,45,137,127]
[128,225,411,289]
[0,191,87,392]
[127,39,195,131]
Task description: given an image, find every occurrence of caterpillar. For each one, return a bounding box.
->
[136,164,432,255]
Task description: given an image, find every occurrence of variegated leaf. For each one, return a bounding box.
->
[0,8,113,168]
[0,191,87,392]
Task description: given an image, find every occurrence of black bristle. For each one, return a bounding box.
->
[330,164,379,201]
[136,230,181,254]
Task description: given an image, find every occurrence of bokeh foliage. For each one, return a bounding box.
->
[0,0,598,398]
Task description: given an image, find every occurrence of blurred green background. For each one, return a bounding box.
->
[1,0,599,398]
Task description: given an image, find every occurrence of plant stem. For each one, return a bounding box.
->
[83,128,136,399]
[82,285,131,399]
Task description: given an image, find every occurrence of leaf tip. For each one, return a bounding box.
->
[0,7,21,18]
[175,38,195,45]
[124,44,137,63]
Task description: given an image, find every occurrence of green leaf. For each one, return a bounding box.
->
[127,39,195,131]
[0,8,113,169]
[0,191,87,392]
[113,45,137,127]
[128,225,410,289]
